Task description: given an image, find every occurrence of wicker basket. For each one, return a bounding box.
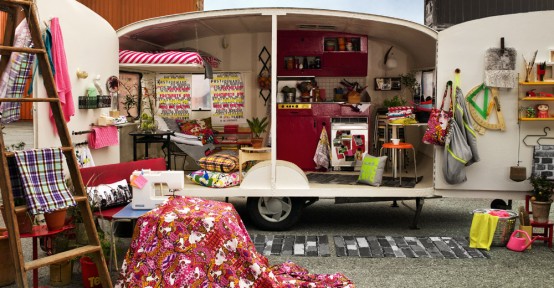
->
[473,209,517,247]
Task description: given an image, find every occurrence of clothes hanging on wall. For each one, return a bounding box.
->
[49,17,74,128]
[75,145,95,168]
[0,19,34,124]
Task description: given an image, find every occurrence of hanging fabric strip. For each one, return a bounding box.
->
[49,17,75,130]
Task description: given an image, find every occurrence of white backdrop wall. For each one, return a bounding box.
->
[34,0,119,165]
[435,11,554,199]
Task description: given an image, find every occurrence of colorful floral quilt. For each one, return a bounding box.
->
[116,196,353,287]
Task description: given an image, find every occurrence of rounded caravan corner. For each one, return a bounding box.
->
[240,160,310,189]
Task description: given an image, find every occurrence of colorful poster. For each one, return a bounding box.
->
[155,74,192,119]
[210,72,245,125]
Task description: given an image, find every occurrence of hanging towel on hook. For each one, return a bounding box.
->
[313,127,331,170]
[88,126,119,149]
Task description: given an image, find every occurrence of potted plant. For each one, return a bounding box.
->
[121,95,138,122]
[528,173,554,223]
[247,117,268,148]
[383,95,407,108]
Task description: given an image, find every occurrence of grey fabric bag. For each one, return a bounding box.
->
[454,87,480,165]
[443,119,473,184]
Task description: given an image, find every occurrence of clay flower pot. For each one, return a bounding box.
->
[531,200,552,223]
[44,208,68,231]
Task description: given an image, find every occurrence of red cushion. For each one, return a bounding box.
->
[80,158,166,186]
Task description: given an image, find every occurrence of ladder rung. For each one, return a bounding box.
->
[0,46,46,55]
[0,98,60,103]
[4,147,73,157]
[74,196,88,202]
[25,245,102,271]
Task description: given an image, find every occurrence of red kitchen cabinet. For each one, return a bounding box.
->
[277,106,331,171]
[277,30,368,77]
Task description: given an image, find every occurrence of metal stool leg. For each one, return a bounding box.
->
[412,147,418,183]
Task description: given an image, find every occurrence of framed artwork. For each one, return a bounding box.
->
[118,72,142,119]
[374,77,401,91]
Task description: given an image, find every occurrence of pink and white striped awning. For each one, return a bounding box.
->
[119,50,204,65]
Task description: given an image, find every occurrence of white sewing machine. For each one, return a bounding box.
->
[131,170,184,209]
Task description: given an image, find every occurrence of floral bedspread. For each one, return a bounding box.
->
[116,196,353,287]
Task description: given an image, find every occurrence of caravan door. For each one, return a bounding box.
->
[434,11,554,200]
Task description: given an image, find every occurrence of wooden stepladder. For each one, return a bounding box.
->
[0,1,112,287]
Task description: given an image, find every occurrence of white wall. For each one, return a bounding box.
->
[34,0,119,165]
[435,11,554,198]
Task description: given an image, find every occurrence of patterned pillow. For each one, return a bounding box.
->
[186,170,241,188]
[357,155,387,186]
[177,118,212,135]
[86,179,132,210]
[198,153,240,173]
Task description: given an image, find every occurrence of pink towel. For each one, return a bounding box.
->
[49,17,74,131]
[88,126,118,149]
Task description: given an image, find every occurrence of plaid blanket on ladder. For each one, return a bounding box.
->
[14,148,76,214]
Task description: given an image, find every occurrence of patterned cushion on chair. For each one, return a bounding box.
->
[197,153,240,173]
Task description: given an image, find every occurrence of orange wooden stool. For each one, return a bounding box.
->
[379,142,417,186]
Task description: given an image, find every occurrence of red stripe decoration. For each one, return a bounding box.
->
[119,50,203,65]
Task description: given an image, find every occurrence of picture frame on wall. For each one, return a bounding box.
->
[118,71,142,119]
[374,77,401,91]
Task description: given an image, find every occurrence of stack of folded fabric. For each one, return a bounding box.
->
[387,106,417,124]
[186,150,243,188]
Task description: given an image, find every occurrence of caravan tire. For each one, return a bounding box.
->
[246,197,303,231]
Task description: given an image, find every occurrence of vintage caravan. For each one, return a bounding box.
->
[30,4,553,230]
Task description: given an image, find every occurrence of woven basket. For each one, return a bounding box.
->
[473,209,517,247]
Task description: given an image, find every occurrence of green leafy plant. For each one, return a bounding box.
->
[383,95,407,108]
[247,117,269,138]
[121,95,138,117]
[528,173,554,202]
[400,72,419,96]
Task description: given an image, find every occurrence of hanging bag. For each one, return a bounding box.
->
[422,81,453,146]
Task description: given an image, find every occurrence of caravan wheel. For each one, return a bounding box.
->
[246,197,303,231]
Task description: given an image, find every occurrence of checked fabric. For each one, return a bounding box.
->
[14,148,76,215]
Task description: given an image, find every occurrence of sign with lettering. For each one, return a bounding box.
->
[210,72,245,125]
[156,74,192,119]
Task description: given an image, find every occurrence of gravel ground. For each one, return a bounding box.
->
[2,197,553,287]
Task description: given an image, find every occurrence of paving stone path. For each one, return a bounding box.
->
[251,235,331,257]
[251,235,489,259]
